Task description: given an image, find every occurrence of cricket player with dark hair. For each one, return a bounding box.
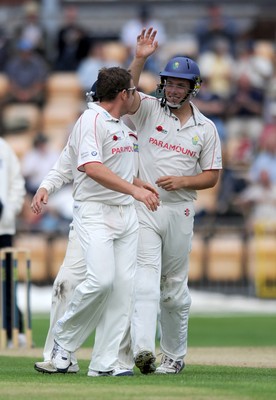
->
[32,64,159,377]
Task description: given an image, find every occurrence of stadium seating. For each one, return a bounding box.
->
[205,234,245,282]
[189,233,205,282]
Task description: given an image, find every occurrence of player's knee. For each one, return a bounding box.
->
[160,277,191,310]
[135,266,160,301]
[85,274,113,296]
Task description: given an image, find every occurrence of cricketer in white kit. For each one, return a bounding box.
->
[32,66,159,376]
[125,27,223,374]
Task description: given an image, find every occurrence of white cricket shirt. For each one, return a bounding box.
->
[128,93,222,203]
[68,103,136,205]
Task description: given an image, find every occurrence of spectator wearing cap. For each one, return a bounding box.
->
[13,0,47,59]
[4,38,48,107]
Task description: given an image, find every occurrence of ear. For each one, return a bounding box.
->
[120,89,128,100]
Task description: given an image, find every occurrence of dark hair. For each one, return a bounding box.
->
[97,67,132,101]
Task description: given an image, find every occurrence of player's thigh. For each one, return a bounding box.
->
[161,203,194,277]
[62,226,86,274]
[73,202,116,279]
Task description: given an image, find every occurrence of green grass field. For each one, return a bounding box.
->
[31,313,276,348]
[0,314,275,400]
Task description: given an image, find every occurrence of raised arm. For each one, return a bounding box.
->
[128,27,158,113]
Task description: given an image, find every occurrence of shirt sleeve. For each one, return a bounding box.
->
[39,145,73,195]
[77,111,104,171]
[199,121,222,170]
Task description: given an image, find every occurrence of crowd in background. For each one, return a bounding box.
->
[0,1,276,236]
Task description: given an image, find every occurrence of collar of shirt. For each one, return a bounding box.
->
[164,101,206,127]
[88,102,120,123]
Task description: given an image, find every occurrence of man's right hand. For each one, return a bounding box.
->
[31,187,48,214]
[132,186,160,211]
[135,27,158,59]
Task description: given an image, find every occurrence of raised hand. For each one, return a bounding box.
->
[135,27,158,59]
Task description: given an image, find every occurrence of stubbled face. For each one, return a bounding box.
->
[164,77,191,106]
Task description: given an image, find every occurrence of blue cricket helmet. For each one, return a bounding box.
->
[160,56,200,81]
[159,56,201,96]
[86,80,98,103]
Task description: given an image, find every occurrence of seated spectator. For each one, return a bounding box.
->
[21,133,59,196]
[235,40,274,93]
[193,75,228,143]
[249,127,276,184]
[235,170,276,233]
[226,72,265,141]
[197,38,235,100]
[0,25,11,71]
[14,1,47,59]
[77,41,118,93]
[119,4,167,73]
[195,2,239,56]
[54,5,90,71]
[4,39,48,107]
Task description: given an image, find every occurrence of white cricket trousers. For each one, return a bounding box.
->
[54,201,139,372]
[132,201,194,362]
[43,225,86,362]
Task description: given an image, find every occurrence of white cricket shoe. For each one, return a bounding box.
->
[34,360,79,374]
[87,368,134,377]
[155,354,185,374]
[51,341,71,372]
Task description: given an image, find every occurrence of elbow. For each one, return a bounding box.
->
[205,170,221,188]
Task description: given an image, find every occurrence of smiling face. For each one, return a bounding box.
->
[164,77,192,107]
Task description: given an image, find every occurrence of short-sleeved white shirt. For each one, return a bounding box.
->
[68,103,136,205]
[128,93,222,203]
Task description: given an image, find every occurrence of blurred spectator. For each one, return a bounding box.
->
[235,169,276,233]
[235,40,274,91]
[226,71,265,142]
[4,39,48,107]
[120,4,167,73]
[54,5,90,71]
[21,133,59,196]
[77,41,120,93]
[249,127,276,184]
[0,26,11,71]
[193,75,228,143]
[0,137,26,346]
[195,3,239,56]
[14,1,47,59]
[264,81,276,124]
[197,38,235,99]
[215,153,248,224]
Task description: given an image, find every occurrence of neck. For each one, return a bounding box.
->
[100,101,122,119]
[170,102,193,125]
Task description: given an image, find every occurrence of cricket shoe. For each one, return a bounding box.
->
[34,360,79,374]
[134,350,156,374]
[87,368,134,377]
[155,354,185,374]
[51,341,71,372]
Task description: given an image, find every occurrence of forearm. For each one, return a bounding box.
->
[133,176,145,187]
[39,147,73,195]
[128,27,158,87]
[180,170,220,190]
[129,56,147,87]
[39,170,72,196]
[85,163,136,196]
[156,170,220,191]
